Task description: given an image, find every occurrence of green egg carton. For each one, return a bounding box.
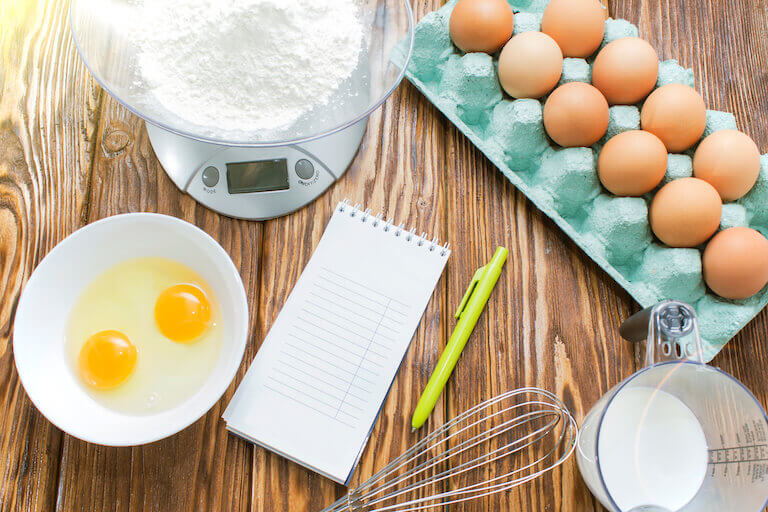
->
[391,0,768,361]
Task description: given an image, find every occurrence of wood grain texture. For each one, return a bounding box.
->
[1,0,768,511]
[247,2,451,506]
[0,1,101,510]
[441,131,638,511]
[52,95,261,512]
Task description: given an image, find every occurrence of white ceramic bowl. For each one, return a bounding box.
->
[13,213,249,446]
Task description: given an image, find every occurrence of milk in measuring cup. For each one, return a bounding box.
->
[579,301,768,511]
[595,387,709,511]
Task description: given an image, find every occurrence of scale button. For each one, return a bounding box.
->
[201,166,219,187]
[294,159,315,180]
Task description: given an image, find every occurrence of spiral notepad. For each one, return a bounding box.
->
[223,200,450,484]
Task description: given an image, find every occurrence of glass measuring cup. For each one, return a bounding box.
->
[577,300,768,511]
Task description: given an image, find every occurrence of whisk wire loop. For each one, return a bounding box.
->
[321,388,578,512]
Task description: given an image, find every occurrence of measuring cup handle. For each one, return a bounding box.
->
[620,300,705,366]
[619,305,655,343]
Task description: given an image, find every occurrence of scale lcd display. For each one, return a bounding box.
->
[226,159,289,194]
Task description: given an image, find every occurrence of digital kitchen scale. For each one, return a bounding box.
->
[146,120,366,220]
[70,0,414,220]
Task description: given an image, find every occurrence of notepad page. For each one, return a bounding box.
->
[223,203,449,484]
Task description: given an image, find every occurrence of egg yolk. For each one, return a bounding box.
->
[78,330,137,390]
[154,284,212,342]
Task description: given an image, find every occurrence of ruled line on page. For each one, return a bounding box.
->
[336,298,392,419]
[299,308,395,349]
[309,286,404,322]
[267,375,345,413]
[266,373,364,420]
[263,384,357,429]
[320,267,410,309]
[265,269,412,428]
[315,275,409,317]
[305,298,400,335]
[295,316,389,359]
[275,355,370,400]
[306,294,400,332]
[275,356,369,399]
[285,335,379,379]
[283,340,377,384]
[292,325,384,368]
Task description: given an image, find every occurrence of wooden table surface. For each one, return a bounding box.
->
[2,0,768,510]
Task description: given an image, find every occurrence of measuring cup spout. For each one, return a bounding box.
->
[619,300,705,367]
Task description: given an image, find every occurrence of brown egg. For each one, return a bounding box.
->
[498,32,563,99]
[449,0,514,54]
[543,82,609,147]
[703,227,768,299]
[597,130,668,196]
[649,178,722,247]
[541,0,606,57]
[693,130,761,201]
[591,37,659,105]
[641,84,707,152]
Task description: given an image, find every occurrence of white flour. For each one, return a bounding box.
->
[131,0,363,133]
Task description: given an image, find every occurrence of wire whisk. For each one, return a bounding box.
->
[320,387,578,512]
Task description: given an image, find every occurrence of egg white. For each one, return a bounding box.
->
[66,257,221,415]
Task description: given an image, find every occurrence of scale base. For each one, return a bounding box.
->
[146,121,367,220]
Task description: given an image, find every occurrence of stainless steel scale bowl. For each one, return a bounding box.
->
[70,0,414,219]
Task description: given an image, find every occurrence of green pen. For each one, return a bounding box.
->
[411,246,508,431]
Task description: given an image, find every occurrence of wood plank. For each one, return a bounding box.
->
[435,0,635,507]
[343,81,451,500]
[441,133,638,512]
[247,45,451,512]
[0,0,101,510]
[610,0,768,403]
[434,0,768,509]
[1,0,768,511]
[52,95,260,512]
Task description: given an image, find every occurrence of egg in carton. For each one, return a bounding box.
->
[390,0,768,361]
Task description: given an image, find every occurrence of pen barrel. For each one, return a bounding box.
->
[412,338,468,427]
[412,247,508,429]
[488,246,508,268]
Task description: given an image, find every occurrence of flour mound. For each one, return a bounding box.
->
[132,0,363,133]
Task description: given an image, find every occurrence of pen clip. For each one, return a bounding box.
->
[456,265,486,320]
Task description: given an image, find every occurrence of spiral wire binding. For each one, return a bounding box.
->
[338,200,450,257]
[319,387,577,512]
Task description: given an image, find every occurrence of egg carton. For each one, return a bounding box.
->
[391,0,768,361]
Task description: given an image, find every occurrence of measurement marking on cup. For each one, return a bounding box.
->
[708,444,768,478]
[709,444,768,464]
